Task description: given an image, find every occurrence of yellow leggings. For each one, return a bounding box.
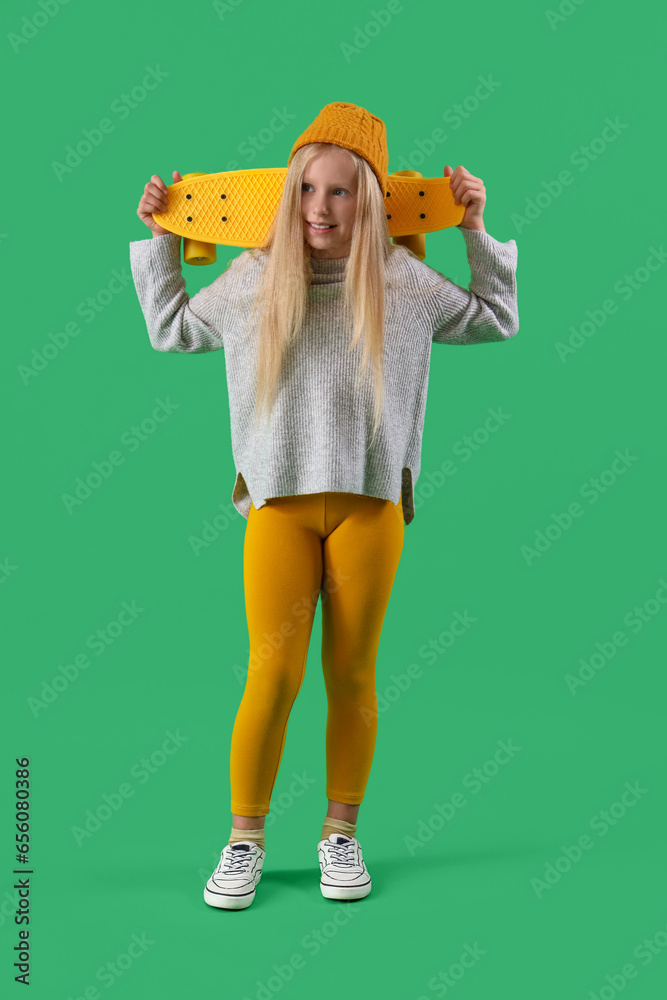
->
[229,490,405,816]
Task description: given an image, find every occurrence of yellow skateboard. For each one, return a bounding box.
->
[152,168,464,265]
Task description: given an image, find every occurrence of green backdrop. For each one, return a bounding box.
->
[3,0,665,997]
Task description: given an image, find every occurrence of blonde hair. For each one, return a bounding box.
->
[230,142,448,446]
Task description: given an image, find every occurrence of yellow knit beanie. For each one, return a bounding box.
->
[288,102,389,197]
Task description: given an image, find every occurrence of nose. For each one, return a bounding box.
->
[312,195,330,218]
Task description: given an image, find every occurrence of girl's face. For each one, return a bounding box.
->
[301,146,358,259]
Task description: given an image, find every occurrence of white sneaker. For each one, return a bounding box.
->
[317,833,372,900]
[203,841,265,910]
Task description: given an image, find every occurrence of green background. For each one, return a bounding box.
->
[2,0,666,996]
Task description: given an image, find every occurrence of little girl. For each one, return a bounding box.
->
[130,102,519,911]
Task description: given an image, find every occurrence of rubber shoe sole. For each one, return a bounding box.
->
[204,842,264,910]
[203,872,261,910]
[320,876,371,901]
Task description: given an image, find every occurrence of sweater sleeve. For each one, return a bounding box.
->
[129,232,241,353]
[413,227,519,345]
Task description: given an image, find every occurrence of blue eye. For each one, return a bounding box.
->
[302,183,347,195]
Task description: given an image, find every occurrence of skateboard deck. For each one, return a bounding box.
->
[152,168,465,265]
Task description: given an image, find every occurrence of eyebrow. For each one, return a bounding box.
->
[302,180,354,187]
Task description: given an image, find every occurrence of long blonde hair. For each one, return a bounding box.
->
[242,142,396,446]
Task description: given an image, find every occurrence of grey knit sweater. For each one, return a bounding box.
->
[129,228,519,524]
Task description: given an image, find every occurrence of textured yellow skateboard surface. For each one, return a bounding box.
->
[152,168,464,248]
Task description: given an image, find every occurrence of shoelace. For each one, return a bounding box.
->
[219,847,255,873]
[325,840,359,867]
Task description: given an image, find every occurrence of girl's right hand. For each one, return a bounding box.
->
[137,171,182,237]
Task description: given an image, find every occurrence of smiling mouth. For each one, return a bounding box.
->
[307,222,336,230]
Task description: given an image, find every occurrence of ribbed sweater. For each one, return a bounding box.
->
[129,228,519,524]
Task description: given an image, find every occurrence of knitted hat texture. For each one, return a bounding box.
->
[288,102,389,197]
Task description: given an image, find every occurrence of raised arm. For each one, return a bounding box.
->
[129,232,240,353]
[416,227,519,345]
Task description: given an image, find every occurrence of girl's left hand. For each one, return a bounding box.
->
[444,165,486,232]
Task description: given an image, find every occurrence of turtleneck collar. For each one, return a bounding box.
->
[309,254,348,271]
[308,253,348,284]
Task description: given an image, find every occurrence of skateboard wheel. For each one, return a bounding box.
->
[183,238,217,266]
